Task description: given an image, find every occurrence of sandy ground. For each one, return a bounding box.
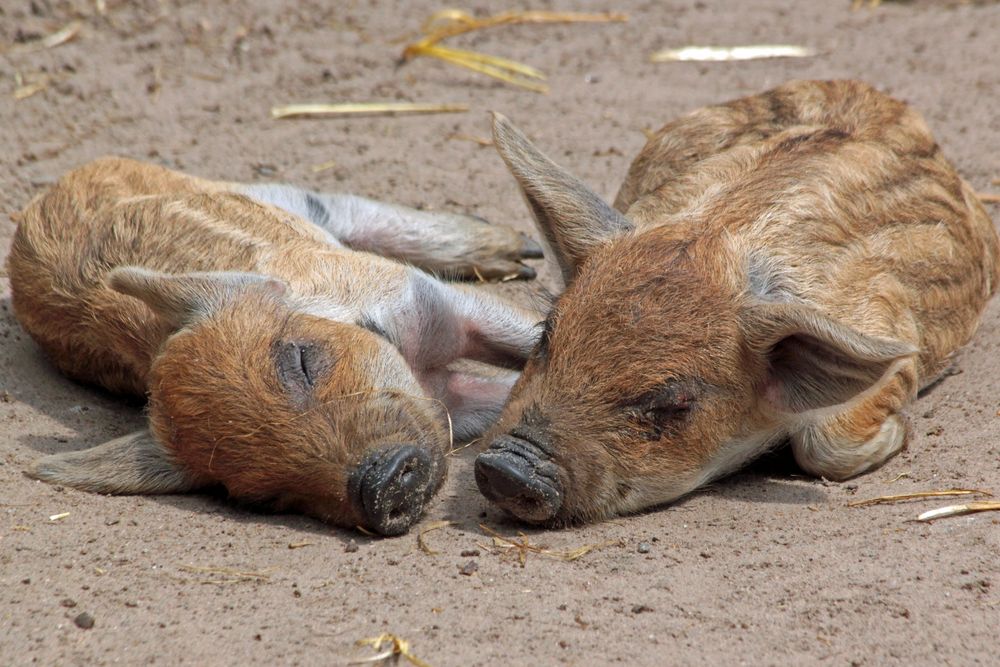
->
[2,0,1000,665]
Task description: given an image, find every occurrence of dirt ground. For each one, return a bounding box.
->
[2,0,999,665]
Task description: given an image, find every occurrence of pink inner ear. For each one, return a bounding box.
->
[761,377,785,411]
[445,372,517,413]
[411,367,517,440]
[413,367,515,413]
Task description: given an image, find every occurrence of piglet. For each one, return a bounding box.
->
[476,80,999,525]
[9,157,543,535]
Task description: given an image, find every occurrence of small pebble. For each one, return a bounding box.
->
[343,540,358,553]
[631,605,653,614]
[74,612,95,629]
[60,598,77,608]
[637,542,651,554]
[460,549,480,558]
[459,560,479,576]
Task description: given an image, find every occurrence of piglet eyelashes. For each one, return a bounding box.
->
[274,340,330,395]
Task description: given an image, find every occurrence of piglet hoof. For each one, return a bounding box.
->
[475,435,562,523]
[350,444,436,536]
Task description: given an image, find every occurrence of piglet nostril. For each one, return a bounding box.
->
[475,435,563,524]
[351,444,435,536]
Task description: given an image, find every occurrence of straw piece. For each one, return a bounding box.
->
[446,438,480,457]
[271,103,468,120]
[7,21,83,56]
[420,43,545,79]
[310,160,338,173]
[402,10,626,93]
[14,76,51,100]
[406,43,549,93]
[48,512,70,521]
[651,45,815,63]
[976,192,1000,204]
[916,501,1000,522]
[178,564,272,580]
[847,488,992,508]
[479,524,615,566]
[352,633,433,667]
[417,520,452,555]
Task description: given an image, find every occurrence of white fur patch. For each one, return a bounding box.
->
[696,428,787,488]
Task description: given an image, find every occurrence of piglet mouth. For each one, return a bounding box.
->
[475,431,563,524]
[349,444,439,536]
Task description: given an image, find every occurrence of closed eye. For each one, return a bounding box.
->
[641,398,692,422]
[275,340,328,395]
[624,382,699,437]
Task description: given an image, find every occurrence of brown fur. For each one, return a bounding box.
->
[482,80,999,525]
[8,157,542,534]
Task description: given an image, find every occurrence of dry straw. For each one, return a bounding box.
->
[847,488,992,508]
[479,524,616,567]
[271,102,468,120]
[651,45,814,63]
[916,501,1000,522]
[416,520,453,555]
[178,564,273,583]
[351,633,433,667]
[401,9,627,93]
[6,20,82,56]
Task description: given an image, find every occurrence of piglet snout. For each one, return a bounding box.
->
[350,444,435,536]
[475,434,563,523]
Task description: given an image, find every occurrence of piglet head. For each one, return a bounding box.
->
[30,268,451,536]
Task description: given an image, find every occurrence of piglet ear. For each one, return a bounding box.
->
[491,112,632,281]
[108,267,286,330]
[745,301,917,413]
[28,429,206,495]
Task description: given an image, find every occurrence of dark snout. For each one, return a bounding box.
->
[475,433,563,523]
[349,444,438,536]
